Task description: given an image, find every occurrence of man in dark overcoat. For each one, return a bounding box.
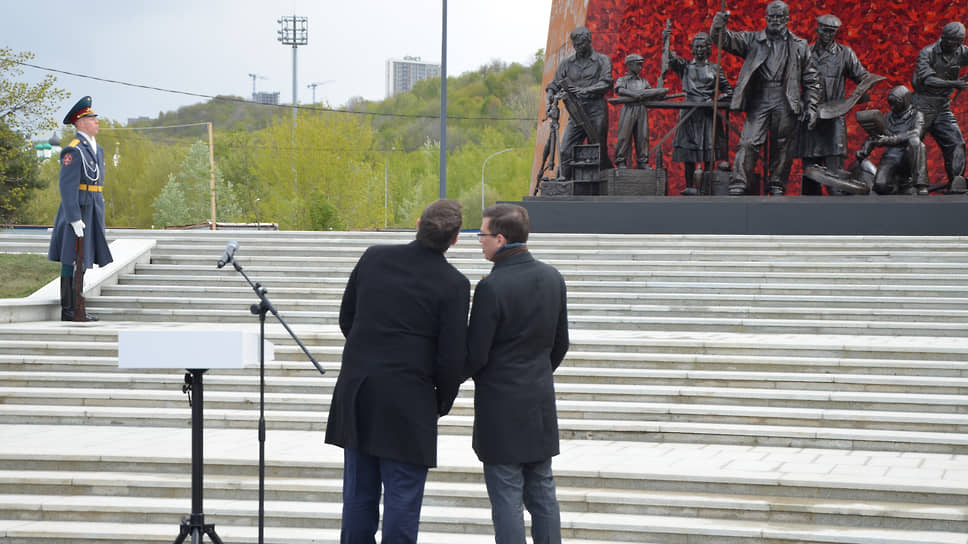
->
[325,199,470,544]
[465,203,569,544]
[47,95,112,321]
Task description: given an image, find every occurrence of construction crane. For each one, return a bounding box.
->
[306,80,334,104]
[248,73,268,97]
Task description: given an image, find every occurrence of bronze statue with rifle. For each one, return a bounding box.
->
[545,26,613,180]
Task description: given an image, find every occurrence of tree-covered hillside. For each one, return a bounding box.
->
[19,52,543,230]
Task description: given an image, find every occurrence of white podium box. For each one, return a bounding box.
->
[118,329,274,369]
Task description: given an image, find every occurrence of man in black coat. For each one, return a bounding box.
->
[325,199,470,544]
[47,95,113,321]
[465,204,569,544]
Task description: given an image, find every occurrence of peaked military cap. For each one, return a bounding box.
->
[625,53,644,64]
[63,96,97,125]
[816,14,842,28]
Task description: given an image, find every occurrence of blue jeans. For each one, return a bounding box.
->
[483,459,562,544]
[340,447,428,544]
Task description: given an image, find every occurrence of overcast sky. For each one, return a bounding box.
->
[5,0,552,130]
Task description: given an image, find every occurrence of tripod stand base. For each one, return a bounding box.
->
[174,514,224,544]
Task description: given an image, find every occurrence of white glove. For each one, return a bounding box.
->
[70,219,85,238]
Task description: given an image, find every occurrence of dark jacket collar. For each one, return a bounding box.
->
[491,246,532,268]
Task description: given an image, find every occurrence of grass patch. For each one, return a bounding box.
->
[0,253,60,298]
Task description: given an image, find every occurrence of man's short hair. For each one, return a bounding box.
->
[483,203,530,244]
[416,199,463,252]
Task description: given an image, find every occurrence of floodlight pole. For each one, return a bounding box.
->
[277,15,308,122]
[439,0,447,199]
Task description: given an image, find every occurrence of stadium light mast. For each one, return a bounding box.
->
[277,15,308,120]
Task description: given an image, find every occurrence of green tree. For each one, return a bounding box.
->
[0,48,68,224]
[101,125,187,228]
[0,122,42,223]
[250,112,383,230]
[152,140,241,227]
[0,48,68,133]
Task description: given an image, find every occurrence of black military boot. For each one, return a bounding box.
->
[60,276,74,321]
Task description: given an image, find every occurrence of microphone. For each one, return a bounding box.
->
[217,240,239,269]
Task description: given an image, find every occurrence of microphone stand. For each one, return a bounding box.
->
[224,254,325,544]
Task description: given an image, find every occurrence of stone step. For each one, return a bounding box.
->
[82,294,968,325]
[2,404,965,453]
[3,326,967,368]
[99,283,968,310]
[0,521,575,544]
[2,385,966,432]
[112,273,968,298]
[0,424,965,543]
[3,497,964,544]
[74,305,968,336]
[148,248,968,266]
[5,352,966,393]
[3,371,966,412]
[129,263,968,285]
[2,469,965,533]
[141,256,968,277]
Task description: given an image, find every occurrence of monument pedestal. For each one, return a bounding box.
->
[515,195,968,235]
[604,168,667,196]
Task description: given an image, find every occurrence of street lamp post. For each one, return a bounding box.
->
[384,147,394,229]
[481,148,514,214]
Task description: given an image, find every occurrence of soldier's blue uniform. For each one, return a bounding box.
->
[47,96,112,321]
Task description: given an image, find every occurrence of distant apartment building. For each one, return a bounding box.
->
[385,56,441,98]
[252,91,280,105]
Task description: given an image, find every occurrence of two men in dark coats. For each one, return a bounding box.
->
[465,203,570,544]
[47,96,112,321]
[325,199,470,544]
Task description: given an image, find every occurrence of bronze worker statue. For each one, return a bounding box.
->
[710,0,821,196]
[797,14,880,196]
[546,26,613,180]
[667,31,733,195]
[912,21,968,193]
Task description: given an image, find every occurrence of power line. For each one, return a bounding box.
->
[100,122,211,131]
[18,61,539,123]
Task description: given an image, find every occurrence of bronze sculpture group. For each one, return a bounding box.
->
[537,1,968,197]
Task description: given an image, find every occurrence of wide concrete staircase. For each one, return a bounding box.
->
[0,229,966,543]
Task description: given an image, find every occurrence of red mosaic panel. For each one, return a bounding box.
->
[584,0,968,194]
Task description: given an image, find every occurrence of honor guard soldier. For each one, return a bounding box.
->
[47,96,113,321]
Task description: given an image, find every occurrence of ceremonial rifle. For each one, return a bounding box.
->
[72,235,86,322]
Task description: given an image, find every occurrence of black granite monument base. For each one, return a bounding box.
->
[513,195,968,235]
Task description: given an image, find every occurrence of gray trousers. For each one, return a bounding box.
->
[483,458,561,544]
